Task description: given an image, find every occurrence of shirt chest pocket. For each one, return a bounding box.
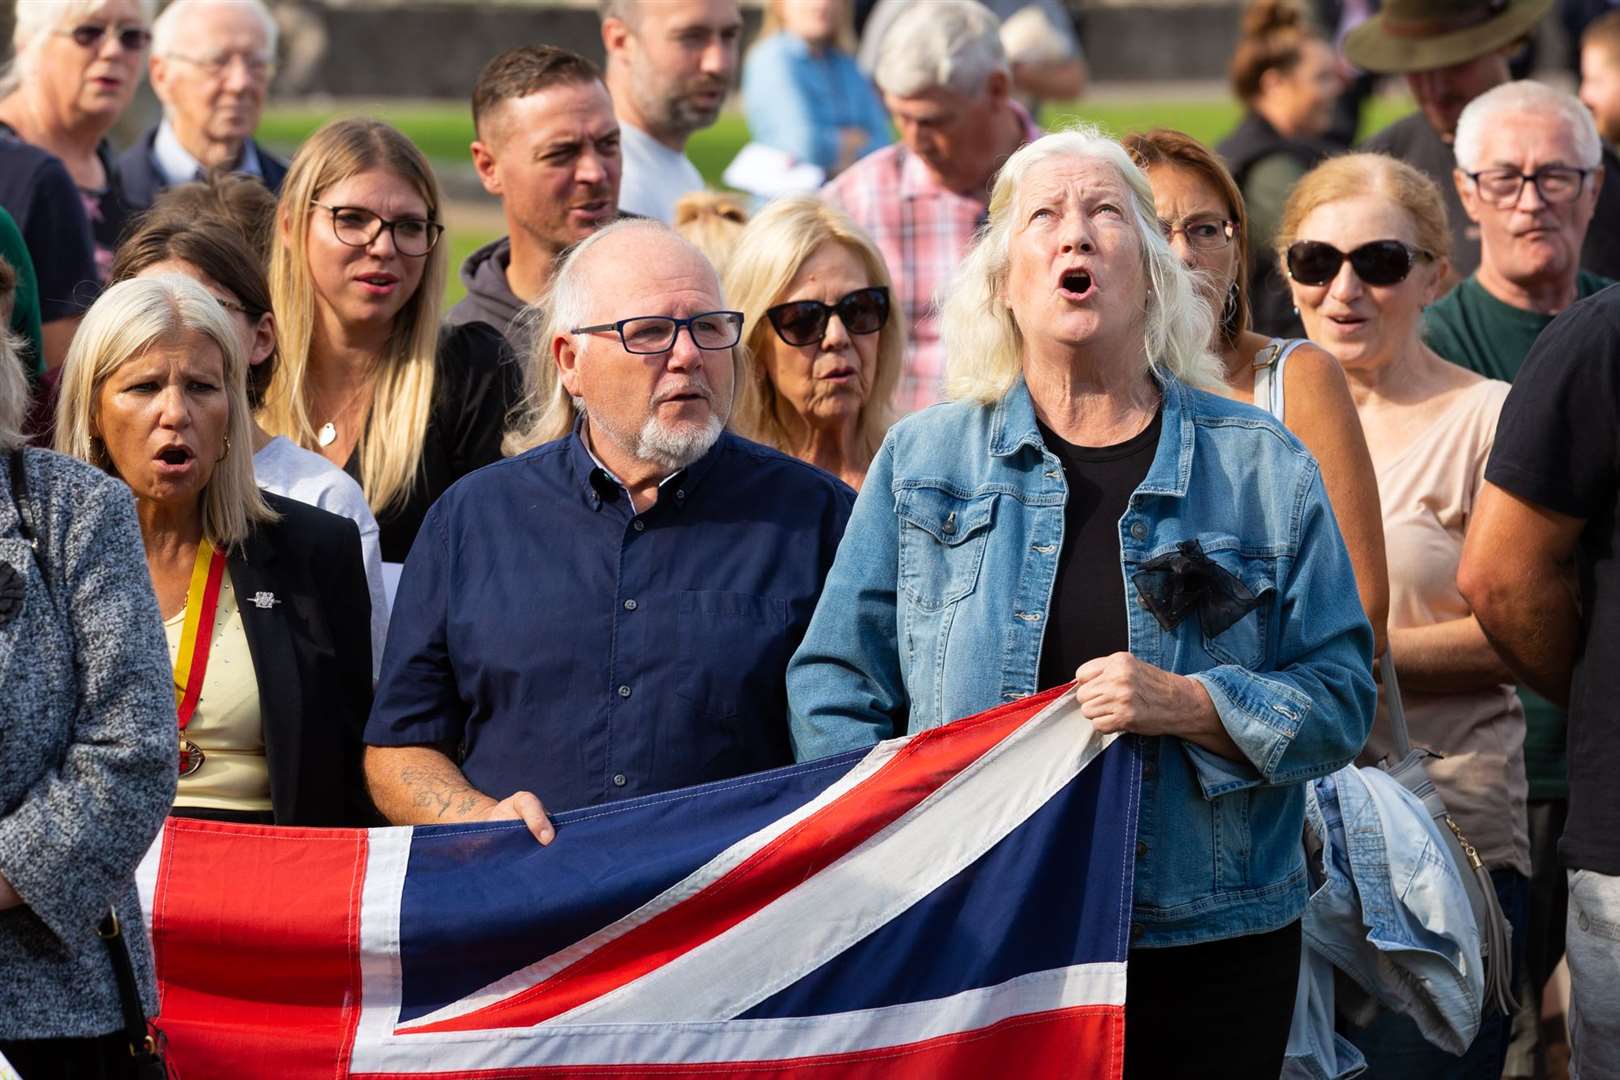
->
[1164,537,1278,671]
[895,487,997,612]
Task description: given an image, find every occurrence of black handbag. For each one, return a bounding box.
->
[1376,652,1517,1016]
[8,450,172,1077]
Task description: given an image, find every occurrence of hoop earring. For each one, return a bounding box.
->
[217,435,231,463]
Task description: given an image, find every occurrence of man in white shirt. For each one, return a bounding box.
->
[116,0,287,213]
[600,0,742,223]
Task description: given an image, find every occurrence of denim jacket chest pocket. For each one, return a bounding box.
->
[895,486,998,611]
[1138,533,1280,672]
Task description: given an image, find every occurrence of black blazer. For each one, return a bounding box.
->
[114,124,289,214]
[227,491,374,826]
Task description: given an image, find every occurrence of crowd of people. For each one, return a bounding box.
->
[1,0,1618,1077]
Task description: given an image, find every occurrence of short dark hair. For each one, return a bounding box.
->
[110,215,278,409]
[472,46,603,139]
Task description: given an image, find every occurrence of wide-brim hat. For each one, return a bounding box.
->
[1344,0,1553,74]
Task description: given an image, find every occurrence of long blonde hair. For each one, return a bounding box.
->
[263,118,447,516]
[943,126,1222,404]
[723,196,900,464]
[54,275,275,548]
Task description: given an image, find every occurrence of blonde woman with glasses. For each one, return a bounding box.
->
[262,118,518,563]
[724,196,902,490]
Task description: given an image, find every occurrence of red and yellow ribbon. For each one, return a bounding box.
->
[174,539,226,730]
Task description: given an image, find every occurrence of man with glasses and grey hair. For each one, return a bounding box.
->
[1424,79,1612,1080]
[825,0,1039,414]
[364,219,853,842]
[116,0,285,213]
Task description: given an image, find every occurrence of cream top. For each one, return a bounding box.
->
[167,570,272,813]
[1363,377,1530,875]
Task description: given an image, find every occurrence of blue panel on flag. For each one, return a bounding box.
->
[396,748,870,1022]
[740,737,1139,1019]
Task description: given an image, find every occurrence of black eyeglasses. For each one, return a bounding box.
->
[1463,166,1595,208]
[310,202,443,257]
[572,311,745,354]
[57,24,151,51]
[765,286,890,347]
[1286,240,1429,287]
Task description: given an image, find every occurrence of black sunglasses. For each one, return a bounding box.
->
[58,24,151,51]
[765,286,890,347]
[1286,240,1428,288]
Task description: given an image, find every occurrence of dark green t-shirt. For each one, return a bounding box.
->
[1423,271,1617,800]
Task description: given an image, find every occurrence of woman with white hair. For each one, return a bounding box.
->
[0,262,176,1074]
[0,0,153,281]
[786,126,1376,1076]
[55,274,376,827]
[724,196,902,489]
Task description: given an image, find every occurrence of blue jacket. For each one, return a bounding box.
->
[741,32,891,174]
[786,375,1376,946]
[114,124,288,213]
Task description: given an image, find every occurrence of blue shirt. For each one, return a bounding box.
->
[742,32,891,173]
[366,429,855,812]
[787,376,1375,947]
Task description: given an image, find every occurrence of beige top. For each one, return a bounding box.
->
[1362,378,1530,875]
[167,570,272,813]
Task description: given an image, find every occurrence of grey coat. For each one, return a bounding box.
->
[0,448,176,1039]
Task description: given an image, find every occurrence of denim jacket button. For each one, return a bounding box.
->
[1129,521,1148,541]
[1130,922,1145,941]
[1136,841,1148,859]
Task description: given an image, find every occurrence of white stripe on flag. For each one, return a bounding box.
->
[350,961,1124,1071]
[134,827,165,940]
[351,825,415,1055]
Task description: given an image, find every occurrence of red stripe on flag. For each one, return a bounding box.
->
[149,819,369,1078]
[405,683,1075,1035]
[360,1003,1121,1079]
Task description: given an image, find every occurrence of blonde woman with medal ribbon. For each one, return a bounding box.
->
[56,274,378,827]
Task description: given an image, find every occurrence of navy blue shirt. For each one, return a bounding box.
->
[365,429,855,811]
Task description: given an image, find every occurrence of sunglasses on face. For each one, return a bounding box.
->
[57,24,151,52]
[765,286,890,347]
[1285,239,1427,288]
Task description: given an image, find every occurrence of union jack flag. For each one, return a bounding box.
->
[135,685,1139,1078]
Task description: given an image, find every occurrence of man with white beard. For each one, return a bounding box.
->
[363,220,854,840]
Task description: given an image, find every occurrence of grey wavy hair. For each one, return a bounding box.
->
[502,217,747,456]
[1,0,159,98]
[1454,80,1603,173]
[942,125,1223,405]
[152,0,279,59]
[874,0,1006,98]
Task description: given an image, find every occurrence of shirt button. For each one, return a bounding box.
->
[612,773,627,787]
[623,598,638,611]
[675,488,686,501]
[1130,521,1149,541]
[633,519,646,532]
[1136,841,1148,859]
[617,684,632,698]
[1130,923,1145,941]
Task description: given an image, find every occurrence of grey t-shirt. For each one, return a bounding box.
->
[253,436,389,678]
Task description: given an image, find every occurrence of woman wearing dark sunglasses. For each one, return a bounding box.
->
[0,0,152,283]
[1279,153,1531,1080]
[725,197,902,490]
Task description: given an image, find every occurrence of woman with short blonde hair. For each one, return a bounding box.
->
[724,196,901,488]
[56,274,376,828]
[263,117,516,562]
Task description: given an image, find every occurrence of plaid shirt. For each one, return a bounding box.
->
[822,103,1041,414]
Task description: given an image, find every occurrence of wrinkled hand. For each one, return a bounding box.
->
[1074,652,1218,739]
[478,790,555,845]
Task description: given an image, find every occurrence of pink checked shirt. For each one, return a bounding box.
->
[822,104,1041,414]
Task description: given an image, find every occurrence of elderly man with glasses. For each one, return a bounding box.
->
[363,218,854,841]
[116,0,285,213]
[1422,79,1613,1080]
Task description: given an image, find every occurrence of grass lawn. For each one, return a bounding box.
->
[262,94,1417,307]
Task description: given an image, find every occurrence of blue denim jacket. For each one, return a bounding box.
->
[786,375,1376,946]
